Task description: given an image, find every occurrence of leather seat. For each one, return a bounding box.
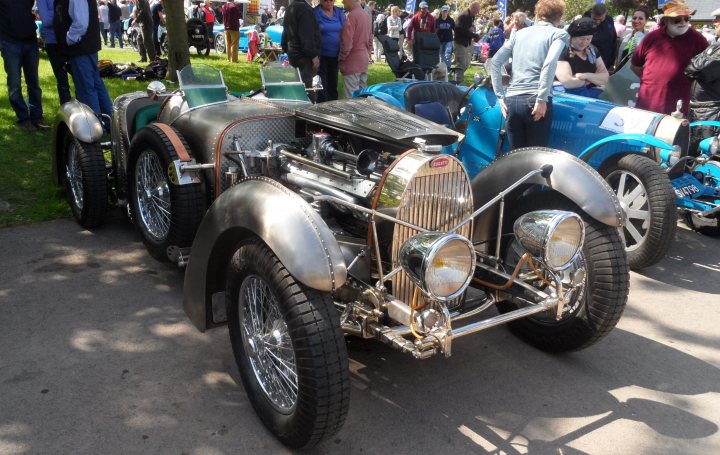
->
[404,82,465,118]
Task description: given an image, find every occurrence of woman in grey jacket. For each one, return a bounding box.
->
[489,0,569,149]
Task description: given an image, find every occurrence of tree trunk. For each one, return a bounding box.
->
[164,0,191,82]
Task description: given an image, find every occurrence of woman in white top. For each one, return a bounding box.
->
[386,6,402,40]
[614,6,649,68]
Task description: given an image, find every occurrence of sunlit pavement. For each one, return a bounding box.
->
[1,213,719,454]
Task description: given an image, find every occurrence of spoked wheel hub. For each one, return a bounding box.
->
[65,141,84,210]
[134,150,171,241]
[607,169,650,252]
[240,275,298,413]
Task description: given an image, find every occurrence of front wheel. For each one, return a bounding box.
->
[62,130,107,228]
[684,211,720,236]
[227,239,350,449]
[604,154,677,269]
[214,33,226,54]
[498,193,630,352]
[128,125,205,262]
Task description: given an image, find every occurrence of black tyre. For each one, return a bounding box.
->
[227,239,350,450]
[214,33,226,54]
[62,130,107,228]
[128,124,205,262]
[498,193,630,352]
[604,154,677,270]
[684,211,720,236]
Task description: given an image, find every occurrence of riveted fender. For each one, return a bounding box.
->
[183,177,347,332]
[471,147,623,243]
[51,100,104,185]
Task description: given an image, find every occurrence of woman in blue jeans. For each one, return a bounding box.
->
[489,0,569,149]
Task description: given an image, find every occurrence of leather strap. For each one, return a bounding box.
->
[154,123,192,162]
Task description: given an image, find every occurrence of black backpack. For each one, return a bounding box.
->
[143,58,169,79]
[374,15,388,37]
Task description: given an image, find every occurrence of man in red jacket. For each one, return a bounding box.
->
[221,1,242,63]
[405,1,435,45]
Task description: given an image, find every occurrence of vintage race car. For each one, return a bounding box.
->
[51,64,629,449]
[356,79,719,269]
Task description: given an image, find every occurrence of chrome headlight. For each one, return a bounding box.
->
[399,233,476,301]
[513,210,585,271]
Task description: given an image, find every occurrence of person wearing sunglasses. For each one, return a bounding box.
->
[630,0,707,115]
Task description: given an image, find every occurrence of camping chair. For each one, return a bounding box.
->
[412,32,442,80]
[378,35,425,80]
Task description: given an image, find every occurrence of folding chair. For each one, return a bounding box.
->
[412,32,442,80]
[378,35,425,80]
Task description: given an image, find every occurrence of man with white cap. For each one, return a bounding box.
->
[630,0,707,115]
[436,5,454,71]
[405,1,435,46]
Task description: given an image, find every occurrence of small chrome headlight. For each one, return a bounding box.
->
[710,137,719,157]
[399,233,476,301]
[513,210,585,271]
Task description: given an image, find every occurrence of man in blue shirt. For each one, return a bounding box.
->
[0,0,47,131]
[37,0,72,104]
[54,0,113,130]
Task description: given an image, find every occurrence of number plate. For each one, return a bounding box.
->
[675,184,701,197]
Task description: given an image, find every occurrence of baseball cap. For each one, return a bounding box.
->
[441,5,450,11]
[419,2,428,8]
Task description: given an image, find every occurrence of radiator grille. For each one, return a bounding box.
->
[390,156,473,306]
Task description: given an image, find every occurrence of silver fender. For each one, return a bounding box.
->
[471,147,623,243]
[55,100,104,143]
[51,100,105,185]
[183,177,347,331]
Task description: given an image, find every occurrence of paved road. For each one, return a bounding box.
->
[1,214,719,454]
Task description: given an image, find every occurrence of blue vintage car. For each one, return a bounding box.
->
[356,80,720,269]
[212,24,283,54]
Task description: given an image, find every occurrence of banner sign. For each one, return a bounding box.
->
[497,0,506,20]
[405,0,415,14]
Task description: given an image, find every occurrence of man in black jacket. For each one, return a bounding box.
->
[108,0,123,48]
[584,3,617,70]
[453,2,480,83]
[54,0,113,128]
[0,0,47,131]
[281,0,320,92]
[132,0,156,62]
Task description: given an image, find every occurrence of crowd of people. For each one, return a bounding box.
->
[2,0,719,139]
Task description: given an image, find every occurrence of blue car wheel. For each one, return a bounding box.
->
[604,155,677,270]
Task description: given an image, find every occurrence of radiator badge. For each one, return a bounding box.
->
[430,157,449,169]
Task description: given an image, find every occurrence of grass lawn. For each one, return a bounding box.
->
[0,46,466,226]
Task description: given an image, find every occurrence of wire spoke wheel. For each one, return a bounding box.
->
[65,140,84,211]
[240,275,298,412]
[134,149,171,242]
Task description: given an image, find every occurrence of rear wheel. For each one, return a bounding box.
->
[604,154,676,269]
[498,193,630,352]
[62,130,107,228]
[227,239,350,449]
[128,125,205,262]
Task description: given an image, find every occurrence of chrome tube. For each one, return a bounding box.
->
[279,149,353,179]
[449,167,547,234]
[283,173,359,205]
[451,297,558,339]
